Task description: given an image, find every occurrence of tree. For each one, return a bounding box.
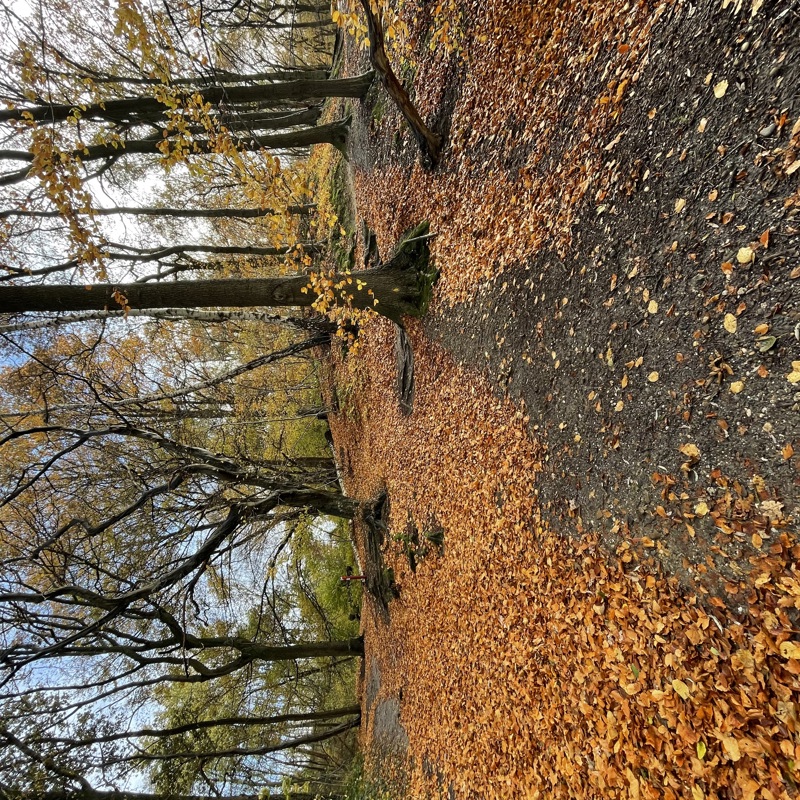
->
[0,204,315,221]
[0,223,434,323]
[0,414,364,787]
[0,3,371,795]
[358,0,442,165]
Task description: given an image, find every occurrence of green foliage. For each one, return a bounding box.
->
[291,518,362,644]
[340,752,408,800]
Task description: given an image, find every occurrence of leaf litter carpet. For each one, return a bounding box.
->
[331,318,798,800]
[326,0,800,796]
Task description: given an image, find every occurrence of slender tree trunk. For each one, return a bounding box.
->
[0,205,315,221]
[0,73,374,124]
[360,1,441,165]
[0,122,351,186]
[0,790,327,800]
[0,308,324,335]
[0,336,329,418]
[41,705,361,748]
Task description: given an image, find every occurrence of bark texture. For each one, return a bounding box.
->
[360,1,441,165]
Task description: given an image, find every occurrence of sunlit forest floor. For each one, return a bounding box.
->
[317,0,800,796]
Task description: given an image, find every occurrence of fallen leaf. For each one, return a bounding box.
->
[723,313,737,333]
[697,741,707,759]
[731,649,755,670]
[780,641,800,660]
[697,118,708,133]
[615,400,624,412]
[695,501,709,516]
[730,380,745,394]
[713,79,729,98]
[757,335,777,352]
[721,735,741,761]
[759,499,784,520]
[675,198,686,213]
[736,246,754,264]
[783,443,795,460]
[787,159,800,176]
[787,360,800,384]
[753,323,769,335]
[672,678,691,700]
[648,299,659,314]
[648,371,659,382]
[680,443,701,459]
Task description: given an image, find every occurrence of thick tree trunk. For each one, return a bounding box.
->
[0,73,374,124]
[0,223,434,322]
[274,488,359,519]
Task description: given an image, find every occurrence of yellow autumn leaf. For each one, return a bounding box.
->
[713,79,729,98]
[648,300,659,314]
[780,641,800,660]
[788,361,800,384]
[672,678,691,700]
[723,313,737,333]
[695,501,709,516]
[730,380,745,394]
[736,246,754,264]
[692,786,705,800]
[721,735,741,761]
[680,443,700,460]
[674,198,686,213]
[648,371,659,382]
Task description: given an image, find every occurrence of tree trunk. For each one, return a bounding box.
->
[0,122,351,186]
[0,308,324,335]
[0,73,374,125]
[0,204,315,220]
[0,791,327,800]
[360,1,441,166]
[274,488,359,519]
[0,222,434,322]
